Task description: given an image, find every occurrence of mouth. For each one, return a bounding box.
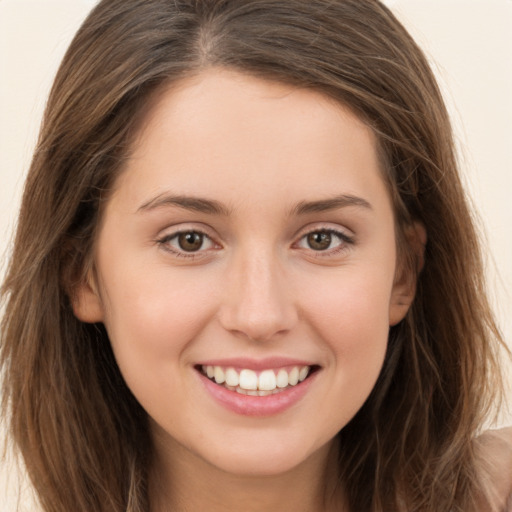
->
[195,364,320,397]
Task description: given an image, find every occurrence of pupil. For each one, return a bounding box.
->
[178,232,203,251]
[308,232,331,250]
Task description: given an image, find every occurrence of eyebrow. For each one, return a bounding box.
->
[292,194,372,215]
[137,194,231,216]
[137,192,372,216]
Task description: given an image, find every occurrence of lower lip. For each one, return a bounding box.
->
[197,371,317,417]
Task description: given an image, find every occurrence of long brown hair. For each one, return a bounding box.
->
[1,1,507,510]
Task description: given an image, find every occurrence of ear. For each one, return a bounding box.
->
[389,222,427,326]
[70,270,105,323]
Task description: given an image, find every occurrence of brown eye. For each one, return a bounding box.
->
[159,229,216,256]
[178,232,204,252]
[306,231,332,251]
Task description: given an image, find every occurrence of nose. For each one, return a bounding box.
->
[218,248,298,342]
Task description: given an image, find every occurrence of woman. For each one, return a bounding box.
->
[1,0,511,510]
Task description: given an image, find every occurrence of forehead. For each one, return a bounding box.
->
[111,68,390,216]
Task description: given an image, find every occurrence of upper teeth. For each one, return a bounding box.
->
[203,365,311,391]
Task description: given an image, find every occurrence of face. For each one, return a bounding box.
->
[75,69,415,477]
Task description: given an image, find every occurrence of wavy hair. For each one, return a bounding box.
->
[1,1,507,510]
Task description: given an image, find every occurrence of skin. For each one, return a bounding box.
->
[475,427,512,510]
[74,68,420,511]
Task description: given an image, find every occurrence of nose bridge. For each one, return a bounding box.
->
[219,244,297,341]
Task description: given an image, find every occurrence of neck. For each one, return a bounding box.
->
[149,432,345,512]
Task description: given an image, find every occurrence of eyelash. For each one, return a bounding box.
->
[295,228,355,258]
[156,230,217,259]
[156,227,355,259]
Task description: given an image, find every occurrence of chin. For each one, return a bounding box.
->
[196,435,329,478]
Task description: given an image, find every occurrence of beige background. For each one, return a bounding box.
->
[1,0,511,510]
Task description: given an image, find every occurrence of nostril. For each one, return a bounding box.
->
[217,279,299,342]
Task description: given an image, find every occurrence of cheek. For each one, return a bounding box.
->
[98,262,219,386]
[103,262,215,337]
[302,266,392,344]
[299,269,392,413]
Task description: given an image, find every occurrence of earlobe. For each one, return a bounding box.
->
[388,294,414,326]
[71,271,104,323]
[389,222,427,326]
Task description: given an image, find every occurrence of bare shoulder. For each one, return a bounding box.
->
[475,427,512,511]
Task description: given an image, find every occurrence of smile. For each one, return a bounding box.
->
[199,365,312,396]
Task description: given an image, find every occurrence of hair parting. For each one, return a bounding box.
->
[1,1,508,511]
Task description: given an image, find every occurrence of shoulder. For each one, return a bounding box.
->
[475,427,512,511]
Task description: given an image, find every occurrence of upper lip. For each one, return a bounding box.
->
[195,357,317,371]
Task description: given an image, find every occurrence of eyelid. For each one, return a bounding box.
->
[156,224,222,258]
[292,224,355,256]
[154,222,354,260]
[293,222,355,242]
